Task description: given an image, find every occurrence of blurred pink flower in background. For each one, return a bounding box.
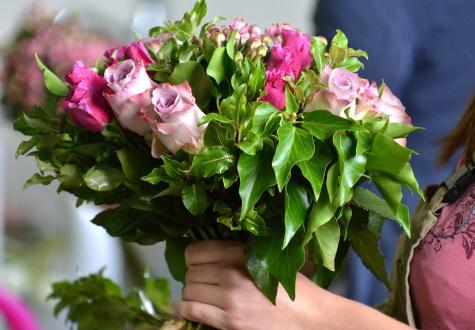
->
[1,4,116,115]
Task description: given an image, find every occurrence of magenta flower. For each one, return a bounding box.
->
[62,61,112,132]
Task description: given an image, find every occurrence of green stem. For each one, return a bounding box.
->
[196,226,210,240]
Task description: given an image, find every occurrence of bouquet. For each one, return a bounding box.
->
[14,0,422,328]
[1,3,115,118]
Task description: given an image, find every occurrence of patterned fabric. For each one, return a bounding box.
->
[409,182,475,329]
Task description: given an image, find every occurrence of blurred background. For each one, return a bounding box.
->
[1,0,474,329]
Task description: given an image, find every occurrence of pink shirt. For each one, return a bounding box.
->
[410,182,475,329]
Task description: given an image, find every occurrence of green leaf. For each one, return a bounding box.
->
[206,47,227,84]
[367,133,413,177]
[238,144,276,219]
[203,121,235,149]
[168,61,213,108]
[331,29,348,48]
[272,124,315,191]
[351,227,389,287]
[247,219,305,301]
[16,137,39,158]
[237,131,263,155]
[226,31,238,59]
[373,175,402,213]
[35,53,68,97]
[84,164,124,192]
[297,141,333,201]
[392,163,423,197]
[312,218,340,271]
[283,182,311,248]
[247,60,266,99]
[335,57,364,72]
[304,189,338,243]
[285,85,298,115]
[220,84,249,131]
[23,114,56,133]
[311,36,327,74]
[241,213,271,236]
[199,112,234,125]
[59,164,82,188]
[181,183,208,216]
[141,167,168,185]
[311,240,350,288]
[326,162,340,203]
[351,187,396,221]
[251,102,280,136]
[116,148,153,182]
[302,110,360,140]
[333,133,367,206]
[165,238,190,283]
[367,120,423,139]
[190,146,234,178]
[143,276,172,314]
[23,173,55,189]
[245,250,279,303]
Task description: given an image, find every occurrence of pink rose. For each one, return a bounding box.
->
[104,41,154,67]
[260,70,288,110]
[145,81,207,157]
[62,61,112,132]
[303,90,354,116]
[327,67,364,102]
[125,41,154,66]
[103,59,154,135]
[141,33,174,53]
[376,86,411,124]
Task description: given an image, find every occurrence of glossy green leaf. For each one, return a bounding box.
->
[285,85,298,115]
[351,187,396,220]
[84,164,124,192]
[247,219,305,301]
[304,189,338,243]
[23,173,55,189]
[35,53,68,97]
[141,167,168,185]
[373,175,402,214]
[272,124,315,191]
[59,164,82,188]
[190,146,234,178]
[335,56,364,72]
[333,133,367,206]
[312,218,340,271]
[116,148,153,181]
[165,238,190,283]
[311,36,327,74]
[206,47,227,84]
[247,60,266,99]
[199,113,234,125]
[181,183,208,216]
[367,133,413,177]
[297,141,333,201]
[251,102,281,136]
[302,110,359,140]
[237,131,263,155]
[326,162,340,203]
[331,29,348,48]
[283,182,311,248]
[238,145,276,219]
[351,227,389,287]
[245,250,279,303]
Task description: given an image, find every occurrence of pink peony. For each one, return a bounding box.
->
[62,61,112,132]
[281,28,312,69]
[260,70,288,110]
[103,59,154,135]
[145,81,207,157]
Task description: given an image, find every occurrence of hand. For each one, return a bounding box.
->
[176,240,330,330]
[177,240,412,330]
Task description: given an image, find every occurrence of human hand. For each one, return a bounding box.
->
[176,240,328,330]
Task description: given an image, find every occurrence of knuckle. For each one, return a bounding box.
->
[182,284,195,300]
[221,267,240,283]
[183,303,205,322]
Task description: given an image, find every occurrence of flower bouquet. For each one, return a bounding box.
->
[15,0,422,328]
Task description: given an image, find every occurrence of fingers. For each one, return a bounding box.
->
[177,300,226,330]
[185,240,245,267]
[185,264,222,285]
[183,283,225,308]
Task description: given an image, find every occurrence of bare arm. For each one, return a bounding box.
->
[177,240,412,330]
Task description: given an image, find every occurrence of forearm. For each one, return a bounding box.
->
[306,289,412,330]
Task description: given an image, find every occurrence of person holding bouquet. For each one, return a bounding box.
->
[178,94,475,329]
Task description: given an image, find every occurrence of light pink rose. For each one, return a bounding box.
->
[103,59,154,135]
[303,90,354,116]
[145,81,207,157]
[376,86,411,124]
[327,67,365,102]
[62,61,112,132]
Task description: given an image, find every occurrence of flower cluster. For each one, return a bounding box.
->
[64,40,207,157]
